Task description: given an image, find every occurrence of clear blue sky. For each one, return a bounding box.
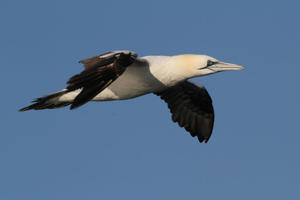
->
[1,0,299,199]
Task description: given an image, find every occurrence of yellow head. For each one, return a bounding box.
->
[172,54,244,78]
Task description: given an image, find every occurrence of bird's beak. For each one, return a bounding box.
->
[209,62,245,72]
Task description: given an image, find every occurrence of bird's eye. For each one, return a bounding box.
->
[207,60,217,67]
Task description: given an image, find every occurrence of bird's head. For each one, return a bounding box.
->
[173,54,244,78]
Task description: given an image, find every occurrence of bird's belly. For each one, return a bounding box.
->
[92,65,165,101]
[92,85,149,101]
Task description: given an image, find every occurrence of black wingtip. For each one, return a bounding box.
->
[19,102,39,112]
[19,106,31,112]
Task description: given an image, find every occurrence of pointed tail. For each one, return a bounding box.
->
[19,90,71,112]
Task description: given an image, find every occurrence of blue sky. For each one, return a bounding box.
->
[1,0,300,199]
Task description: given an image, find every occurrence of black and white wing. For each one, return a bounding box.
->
[67,50,137,109]
[155,81,215,143]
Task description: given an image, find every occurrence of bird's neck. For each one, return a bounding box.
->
[146,56,192,87]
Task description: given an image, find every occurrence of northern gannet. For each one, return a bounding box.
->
[19,50,244,143]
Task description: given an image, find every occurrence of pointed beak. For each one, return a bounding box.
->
[209,62,245,72]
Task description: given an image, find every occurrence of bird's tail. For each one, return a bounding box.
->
[19,90,72,112]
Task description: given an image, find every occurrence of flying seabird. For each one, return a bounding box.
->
[19,50,244,143]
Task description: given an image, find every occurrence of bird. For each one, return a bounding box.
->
[19,50,244,143]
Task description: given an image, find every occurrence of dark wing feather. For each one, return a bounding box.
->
[155,81,214,143]
[79,51,137,70]
[67,51,137,109]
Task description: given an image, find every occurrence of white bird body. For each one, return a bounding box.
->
[58,56,170,102]
[59,55,186,102]
[93,55,172,100]
[20,50,244,143]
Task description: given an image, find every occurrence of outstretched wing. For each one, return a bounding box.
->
[155,81,214,143]
[67,50,138,109]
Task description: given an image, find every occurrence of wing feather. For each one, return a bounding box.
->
[155,81,214,143]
